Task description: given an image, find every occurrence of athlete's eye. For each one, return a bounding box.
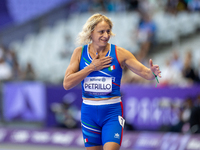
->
[99,31,104,34]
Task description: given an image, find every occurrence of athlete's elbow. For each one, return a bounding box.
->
[63,82,71,90]
[63,76,71,90]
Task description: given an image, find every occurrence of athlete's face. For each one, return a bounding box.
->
[91,21,111,46]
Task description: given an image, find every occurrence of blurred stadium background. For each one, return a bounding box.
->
[0,0,200,150]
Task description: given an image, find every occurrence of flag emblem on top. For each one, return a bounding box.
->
[84,138,88,143]
[108,65,115,71]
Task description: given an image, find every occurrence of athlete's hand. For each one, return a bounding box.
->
[149,59,161,78]
[91,53,112,71]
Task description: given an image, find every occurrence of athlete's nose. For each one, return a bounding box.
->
[103,32,109,38]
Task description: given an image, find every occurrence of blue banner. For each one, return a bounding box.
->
[3,82,46,122]
[121,85,200,130]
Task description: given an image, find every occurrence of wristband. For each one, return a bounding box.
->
[91,62,97,71]
[152,72,159,87]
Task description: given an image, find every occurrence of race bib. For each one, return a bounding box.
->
[118,116,125,128]
[84,77,112,95]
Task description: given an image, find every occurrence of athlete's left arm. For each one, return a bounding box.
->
[117,47,161,80]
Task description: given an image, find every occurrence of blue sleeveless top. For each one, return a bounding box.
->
[79,44,122,99]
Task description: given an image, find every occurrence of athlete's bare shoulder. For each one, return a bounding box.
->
[116,46,133,68]
[116,46,132,55]
[71,46,83,61]
[73,46,83,54]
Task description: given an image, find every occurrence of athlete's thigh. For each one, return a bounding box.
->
[101,102,125,146]
[86,146,103,150]
[81,103,102,147]
[104,142,120,150]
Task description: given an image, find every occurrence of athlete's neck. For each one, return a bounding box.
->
[90,43,109,54]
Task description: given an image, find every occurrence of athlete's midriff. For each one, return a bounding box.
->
[82,96,120,101]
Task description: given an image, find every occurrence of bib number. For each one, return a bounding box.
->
[118,116,125,128]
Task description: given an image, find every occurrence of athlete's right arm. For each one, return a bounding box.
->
[63,47,94,90]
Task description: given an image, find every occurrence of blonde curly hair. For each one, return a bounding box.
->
[76,13,115,46]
